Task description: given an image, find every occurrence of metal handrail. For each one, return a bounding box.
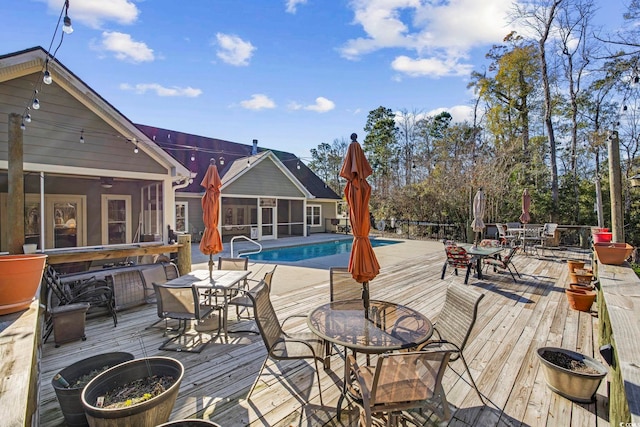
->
[230,235,262,258]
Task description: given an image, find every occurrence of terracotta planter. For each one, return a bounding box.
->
[566,259,585,273]
[594,242,634,265]
[536,347,607,403]
[81,357,184,427]
[565,288,596,312]
[569,270,594,285]
[569,283,595,292]
[0,254,48,315]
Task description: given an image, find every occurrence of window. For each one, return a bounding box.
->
[101,195,131,245]
[306,205,321,226]
[175,202,188,233]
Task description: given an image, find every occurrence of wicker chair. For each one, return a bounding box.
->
[418,283,486,405]
[247,280,327,405]
[345,349,454,426]
[441,244,475,284]
[483,245,520,282]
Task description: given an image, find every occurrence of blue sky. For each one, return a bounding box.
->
[1,0,626,161]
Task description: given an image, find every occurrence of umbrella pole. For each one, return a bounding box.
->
[208,253,213,281]
[362,281,370,319]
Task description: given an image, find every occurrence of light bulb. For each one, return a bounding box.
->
[20,122,26,130]
[134,146,139,154]
[24,114,31,123]
[190,153,195,162]
[219,156,225,165]
[247,159,251,168]
[296,162,301,170]
[80,130,84,143]
[62,16,73,34]
[32,99,40,109]
[43,70,52,85]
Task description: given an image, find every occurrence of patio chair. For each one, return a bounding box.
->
[246,280,327,405]
[226,265,277,333]
[483,245,520,282]
[344,348,454,426]
[153,282,223,353]
[418,283,486,405]
[441,244,476,284]
[534,223,559,256]
[43,265,117,342]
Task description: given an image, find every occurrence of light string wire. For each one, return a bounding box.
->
[20,0,70,128]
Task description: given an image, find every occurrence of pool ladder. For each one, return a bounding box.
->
[230,235,262,258]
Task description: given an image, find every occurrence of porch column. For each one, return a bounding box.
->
[8,113,25,254]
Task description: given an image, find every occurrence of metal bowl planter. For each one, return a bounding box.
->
[81,357,184,427]
[536,347,607,403]
[51,352,135,427]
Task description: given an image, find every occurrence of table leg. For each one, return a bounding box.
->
[476,258,483,280]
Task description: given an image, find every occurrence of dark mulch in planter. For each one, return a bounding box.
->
[70,365,113,389]
[541,350,600,374]
[95,375,176,409]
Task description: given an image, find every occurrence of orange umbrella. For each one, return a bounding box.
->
[200,159,223,280]
[339,133,380,315]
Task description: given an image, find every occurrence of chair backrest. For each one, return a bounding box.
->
[444,245,471,268]
[218,257,248,271]
[506,222,521,229]
[262,266,277,291]
[153,283,200,320]
[502,245,519,262]
[543,223,558,237]
[248,280,284,353]
[435,284,484,357]
[495,223,506,238]
[329,267,363,302]
[367,350,452,406]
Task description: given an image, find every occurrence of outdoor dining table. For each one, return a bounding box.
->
[307,299,434,414]
[459,243,503,280]
[161,269,251,341]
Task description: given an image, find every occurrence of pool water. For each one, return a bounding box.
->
[243,238,400,262]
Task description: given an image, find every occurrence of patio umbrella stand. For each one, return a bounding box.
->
[340,133,380,319]
[200,159,223,281]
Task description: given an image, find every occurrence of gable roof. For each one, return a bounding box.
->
[136,124,341,200]
[0,47,192,181]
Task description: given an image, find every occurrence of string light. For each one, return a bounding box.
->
[62,1,73,34]
[43,69,52,85]
[134,143,139,154]
[79,129,84,143]
[296,161,301,170]
[190,152,196,162]
[32,98,40,110]
[20,121,26,130]
[24,113,31,123]
[219,156,225,165]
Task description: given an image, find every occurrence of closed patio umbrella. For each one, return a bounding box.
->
[471,187,486,246]
[339,133,380,317]
[519,188,531,252]
[200,159,223,280]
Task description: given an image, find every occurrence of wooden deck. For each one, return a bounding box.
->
[39,244,610,426]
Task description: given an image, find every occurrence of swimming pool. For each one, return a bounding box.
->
[242,238,401,262]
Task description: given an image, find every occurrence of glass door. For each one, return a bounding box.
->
[261,207,275,240]
[44,195,86,248]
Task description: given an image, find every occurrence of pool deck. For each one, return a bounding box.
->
[40,235,610,426]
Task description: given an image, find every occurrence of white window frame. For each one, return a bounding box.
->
[101,194,132,245]
[175,202,189,233]
[306,204,321,227]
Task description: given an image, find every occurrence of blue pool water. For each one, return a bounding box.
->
[243,238,400,262]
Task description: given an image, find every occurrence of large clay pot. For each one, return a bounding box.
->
[536,347,607,403]
[52,352,135,427]
[0,254,47,315]
[594,242,634,265]
[565,288,596,312]
[81,357,184,427]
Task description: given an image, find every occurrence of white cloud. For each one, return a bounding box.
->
[43,0,139,28]
[340,0,517,78]
[99,31,154,62]
[304,97,335,112]
[286,0,307,14]
[120,83,202,97]
[426,105,475,123]
[215,33,256,66]
[240,94,276,110]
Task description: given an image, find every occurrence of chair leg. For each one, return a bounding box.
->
[247,356,269,400]
[312,358,324,406]
[464,266,472,284]
[441,262,447,280]
[458,353,486,405]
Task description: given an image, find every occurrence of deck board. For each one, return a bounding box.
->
[39,244,610,426]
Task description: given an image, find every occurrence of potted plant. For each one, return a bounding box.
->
[536,347,607,403]
[81,356,184,427]
[51,352,134,427]
[0,254,47,315]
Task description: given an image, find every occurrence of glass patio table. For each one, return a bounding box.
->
[459,243,503,280]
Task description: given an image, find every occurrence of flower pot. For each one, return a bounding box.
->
[536,347,607,403]
[568,270,594,285]
[0,254,48,315]
[592,232,612,243]
[565,288,596,312]
[566,259,585,273]
[81,357,184,427]
[594,242,634,265]
[569,283,595,292]
[52,352,135,427]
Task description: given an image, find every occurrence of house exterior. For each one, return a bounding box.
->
[136,125,342,242]
[0,46,341,253]
[0,47,193,252]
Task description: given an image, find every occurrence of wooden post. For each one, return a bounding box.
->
[8,113,25,254]
[608,130,624,243]
[176,234,192,276]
